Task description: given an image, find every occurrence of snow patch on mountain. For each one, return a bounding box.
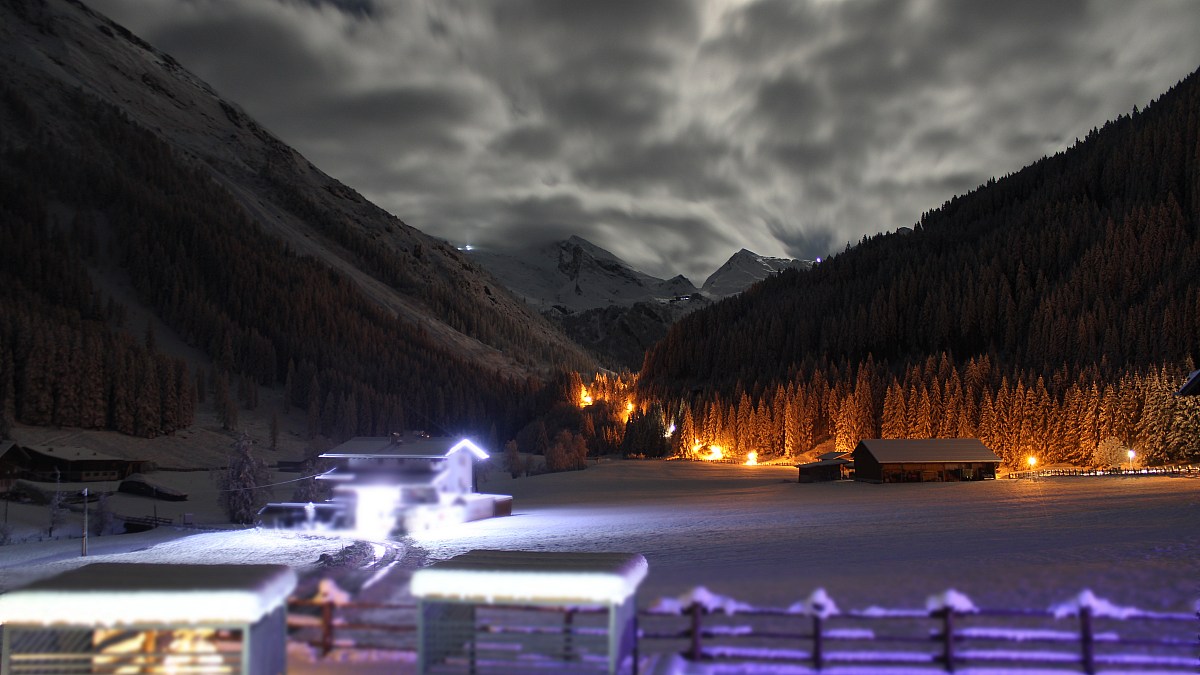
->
[701,249,811,297]
[467,236,699,313]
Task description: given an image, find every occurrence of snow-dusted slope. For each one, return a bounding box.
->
[0,0,591,378]
[701,249,811,297]
[468,236,699,313]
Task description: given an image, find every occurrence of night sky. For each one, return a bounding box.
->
[89,0,1200,283]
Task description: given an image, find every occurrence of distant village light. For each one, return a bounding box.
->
[1127,449,1135,471]
[744,451,758,466]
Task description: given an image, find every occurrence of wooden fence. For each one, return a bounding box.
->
[287,588,1198,673]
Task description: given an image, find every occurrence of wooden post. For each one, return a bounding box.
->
[1080,606,1094,674]
[939,607,955,672]
[687,602,704,661]
[563,608,576,661]
[320,601,334,656]
[631,613,639,675]
[811,614,824,671]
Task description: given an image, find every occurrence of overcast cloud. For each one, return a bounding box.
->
[89,0,1200,282]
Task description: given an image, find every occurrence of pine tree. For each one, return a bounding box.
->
[218,433,271,524]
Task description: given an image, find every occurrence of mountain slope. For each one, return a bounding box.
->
[637,67,1200,468]
[701,249,810,298]
[468,236,698,313]
[0,0,593,446]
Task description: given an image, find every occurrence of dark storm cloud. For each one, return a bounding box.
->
[287,0,377,18]
[279,85,480,153]
[767,220,836,263]
[574,133,741,201]
[488,125,561,160]
[88,0,1200,281]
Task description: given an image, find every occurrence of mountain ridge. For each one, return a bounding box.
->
[0,0,593,453]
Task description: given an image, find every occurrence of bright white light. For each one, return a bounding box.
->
[664,423,676,438]
[449,438,489,460]
[352,486,400,539]
[744,451,758,466]
[1127,450,1135,460]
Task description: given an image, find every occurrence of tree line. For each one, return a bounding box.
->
[638,67,1200,467]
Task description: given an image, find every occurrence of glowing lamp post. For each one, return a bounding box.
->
[1027,456,1037,477]
[1127,449,1135,472]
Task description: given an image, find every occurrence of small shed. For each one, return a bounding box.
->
[0,563,295,675]
[411,549,648,674]
[853,438,1000,483]
[796,451,854,483]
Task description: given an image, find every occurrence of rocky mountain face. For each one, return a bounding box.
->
[702,249,811,298]
[0,0,594,448]
[467,236,699,314]
[471,238,809,369]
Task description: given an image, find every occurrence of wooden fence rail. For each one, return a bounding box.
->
[638,589,1199,673]
[287,589,1199,673]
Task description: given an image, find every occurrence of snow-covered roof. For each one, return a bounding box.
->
[797,457,853,469]
[24,445,131,462]
[855,438,1001,464]
[0,563,296,626]
[411,549,648,605]
[1176,369,1200,396]
[321,436,488,460]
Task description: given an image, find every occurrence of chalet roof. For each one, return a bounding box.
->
[0,563,295,626]
[1177,369,1200,397]
[817,450,851,461]
[411,549,648,605]
[0,440,14,458]
[24,445,131,463]
[855,439,1000,464]
[321,435,488,460]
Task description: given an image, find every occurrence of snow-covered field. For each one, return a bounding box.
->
[428,460,1200,613]
[2,460,1197,673]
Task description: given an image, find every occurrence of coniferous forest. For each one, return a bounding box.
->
[0,78,585,444]
[637,67,1200,468]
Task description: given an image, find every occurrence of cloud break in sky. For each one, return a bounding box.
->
[89,0,1200,283]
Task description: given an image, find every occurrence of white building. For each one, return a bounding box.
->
[317,433,510,537]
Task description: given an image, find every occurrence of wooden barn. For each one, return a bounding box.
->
[3,444,150,483]
[853,439,1000,483]
[796,451,854,483]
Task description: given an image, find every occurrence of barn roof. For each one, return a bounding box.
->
[1177,369,1200,397]
[855,439,1000,464]
[321,435,488,460]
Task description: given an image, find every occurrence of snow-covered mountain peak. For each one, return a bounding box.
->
[702,249,811,297]
[467,236,699,313]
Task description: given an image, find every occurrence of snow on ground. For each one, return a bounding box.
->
[428,460,1200,612]
[2,459,1198,674]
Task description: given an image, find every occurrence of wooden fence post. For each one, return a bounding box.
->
[811,613,824,671]
[563,608,576,661]
[687,602,704,661]
[1079,605,1094,674]
[938,607,955,672]
[320,600,334,656]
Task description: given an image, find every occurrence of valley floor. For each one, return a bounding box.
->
[1,459,1198,673]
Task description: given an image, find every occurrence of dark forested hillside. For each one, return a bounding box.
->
[0,0,593,445]
[639,67,1200,468]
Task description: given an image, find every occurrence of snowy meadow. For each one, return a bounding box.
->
[419,461,1200,614]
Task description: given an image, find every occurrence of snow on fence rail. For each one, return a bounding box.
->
[286,585,1198,673]
[639,587,1199,673]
